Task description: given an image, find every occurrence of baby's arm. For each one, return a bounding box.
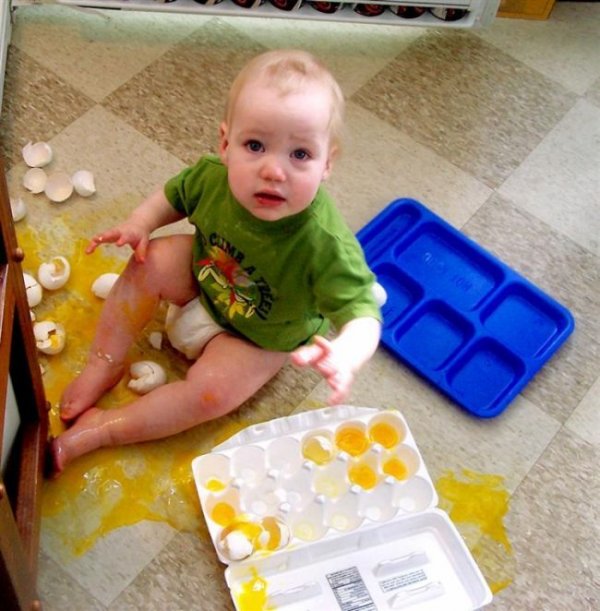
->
[86,188,184,262]
[291,316,381,405]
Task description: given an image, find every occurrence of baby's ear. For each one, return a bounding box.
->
[218,122,229,164]
[323,145,338,180]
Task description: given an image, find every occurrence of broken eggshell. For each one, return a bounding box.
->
[218,529,254,562]
[22,141,53,168]
[91,273,119,299]
[10,196,27,222]
[34,320,66,355]
[256,516,291,552]
[127,360,167,395]
[23,168,47,194]
[72,170,96,197]
[38,256,71,290]
[23,273,43,308]
[149,331,163,350]
[45,171,74,203]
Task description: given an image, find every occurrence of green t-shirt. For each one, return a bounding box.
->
[164,155,381,351]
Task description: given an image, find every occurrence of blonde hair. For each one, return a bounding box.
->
[225,49,345,155]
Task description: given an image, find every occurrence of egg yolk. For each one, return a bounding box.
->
[302,435,334,465]
[211,502,236,527]
[227,520,263,542]
[383,457,408,480]
[369,422,400,449]
[348,464,378,489]
[205,477,226,492]
[335,427,369,457]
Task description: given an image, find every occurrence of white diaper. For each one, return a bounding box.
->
[165,299,225,360]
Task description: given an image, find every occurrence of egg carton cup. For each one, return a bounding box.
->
[192,406,492,610]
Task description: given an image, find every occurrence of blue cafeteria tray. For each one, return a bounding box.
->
[357,198,575,418]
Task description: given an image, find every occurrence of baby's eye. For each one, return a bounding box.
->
[292,149,310,161]
[245,140,264,153]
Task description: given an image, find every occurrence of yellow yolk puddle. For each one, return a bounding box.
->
[436,469,514,594]
[335,427,369,457]
[348,463,377,489]
[235,568,269,611]
[369,422,400,449]
[382,456,408,480]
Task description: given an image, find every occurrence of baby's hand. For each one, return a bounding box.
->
[86,222,150,262]
[291,335,355,405]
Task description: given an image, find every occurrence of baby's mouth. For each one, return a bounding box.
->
[255,191,285,206]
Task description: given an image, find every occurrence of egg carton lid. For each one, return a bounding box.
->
[225,508,492,611]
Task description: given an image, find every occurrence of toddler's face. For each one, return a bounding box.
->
[219,80,335,222]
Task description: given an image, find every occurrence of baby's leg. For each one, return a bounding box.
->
[52,333,287,472]
[60,234,198,421]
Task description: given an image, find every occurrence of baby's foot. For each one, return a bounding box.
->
[50,407,107,475]
[60,354,124,422]
[48,437,66,479]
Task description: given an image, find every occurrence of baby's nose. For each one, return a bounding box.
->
[260,157,286,181]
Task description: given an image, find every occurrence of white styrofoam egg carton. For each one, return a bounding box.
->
[191,406,492,610]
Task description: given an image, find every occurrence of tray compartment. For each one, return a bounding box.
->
[394,222,504,311]
[357,201,422,260]
[391,300,475,371]
[373,262,424,326]
[446,338,526,414]
[480,282,572,359]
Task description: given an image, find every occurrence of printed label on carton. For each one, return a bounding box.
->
[379,568,428,593]
[326,566,377,611]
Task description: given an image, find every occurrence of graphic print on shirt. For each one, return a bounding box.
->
[195,232,275,321]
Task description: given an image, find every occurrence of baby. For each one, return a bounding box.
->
[51,49,381,473]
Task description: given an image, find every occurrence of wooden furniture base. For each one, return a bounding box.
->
[0,155,49,611]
